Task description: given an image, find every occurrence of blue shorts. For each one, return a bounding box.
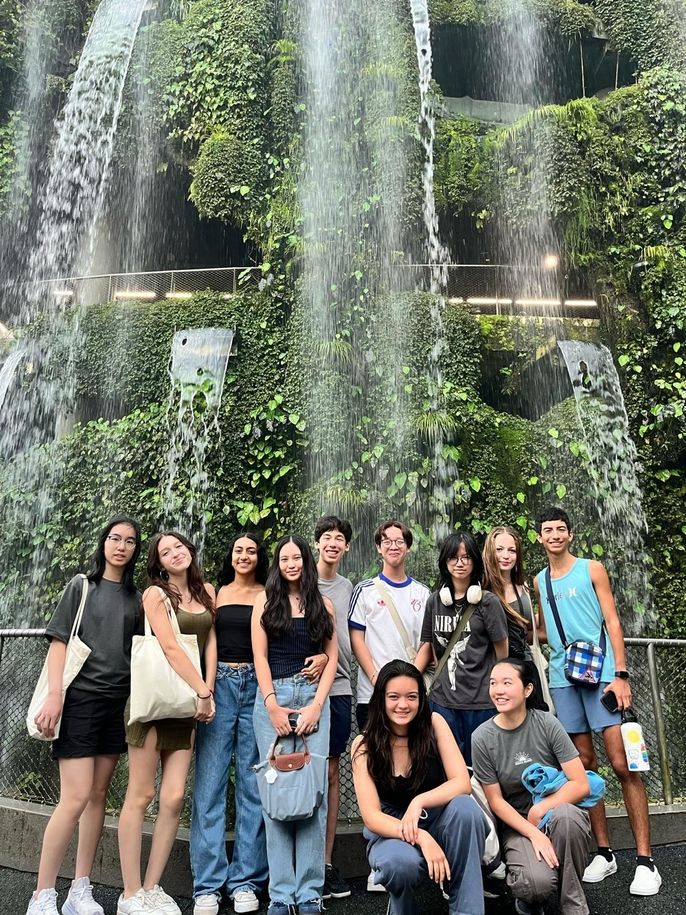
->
[329,694,352,756]
[551,683,622,734]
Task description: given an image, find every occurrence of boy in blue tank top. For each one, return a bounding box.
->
[533,507,661,899]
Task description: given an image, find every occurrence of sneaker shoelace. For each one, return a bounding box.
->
[71,882,100,912]
[34,890,58,914]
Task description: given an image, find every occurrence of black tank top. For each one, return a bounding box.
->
[216,603,254,663]
[377,745,446,813]
[268,617,321,679]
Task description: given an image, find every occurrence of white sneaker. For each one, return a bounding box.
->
[233,890,259,913]
[116,891,150,915]
[193,895,220,915]
[27,889,59,915]
[367,871,387,893]
[62,877,104,915]
[582,853,618,883]
[143,886,181,915]
[630,864,662,896]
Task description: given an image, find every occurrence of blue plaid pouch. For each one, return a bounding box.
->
[563,640,605,686]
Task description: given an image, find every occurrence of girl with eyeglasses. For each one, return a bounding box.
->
[416,532,508,766]
[117,531,217,915]
[26,516,142,915]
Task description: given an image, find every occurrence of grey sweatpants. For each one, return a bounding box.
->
[502,803,592,915]
[364,794,486,915]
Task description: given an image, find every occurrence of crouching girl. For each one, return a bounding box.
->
[351,660,486,915]
[471,659,592,915]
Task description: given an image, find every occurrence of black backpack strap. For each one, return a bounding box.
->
[544,567,569,648]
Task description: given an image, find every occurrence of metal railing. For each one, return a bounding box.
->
[2,265,598,317]
[1,632,683,821]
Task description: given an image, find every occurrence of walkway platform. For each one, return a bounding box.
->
[2,844,684,914]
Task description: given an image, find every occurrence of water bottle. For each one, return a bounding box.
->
[621,709,650,771]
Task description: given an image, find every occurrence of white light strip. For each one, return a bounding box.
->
[467,297,513,306]
[114,290,157,300]
[165,291,194,300]
[564,299,598,308]
[448,296,464,303]
[53,289,74,298]
[515,298,562,307]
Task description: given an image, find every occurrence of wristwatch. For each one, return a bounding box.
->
[614,669,630,680]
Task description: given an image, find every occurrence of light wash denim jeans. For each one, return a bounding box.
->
[190,663,268,899]
[253,674,330,908]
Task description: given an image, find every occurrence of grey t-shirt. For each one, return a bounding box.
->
[45,575,142,697]
[318,573,353,697]
[472,708,579,815]
[421,589,508,710]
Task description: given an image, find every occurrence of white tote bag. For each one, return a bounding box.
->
[26,574,91,741]
[128,589,202,725]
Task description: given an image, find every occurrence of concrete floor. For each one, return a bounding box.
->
[3,845,684,915]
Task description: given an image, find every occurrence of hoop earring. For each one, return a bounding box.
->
[160,568,169,581]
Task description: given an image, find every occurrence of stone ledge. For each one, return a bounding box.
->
[1,797,684,895]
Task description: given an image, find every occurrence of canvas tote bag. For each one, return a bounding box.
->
[26,574,91,741]
[128,587,202,725]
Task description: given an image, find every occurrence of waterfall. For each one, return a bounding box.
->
[164,329,234,554]
[0,0,147,624]
[409,0,453,538]
[298,0,412,537]
[558,341,651,631]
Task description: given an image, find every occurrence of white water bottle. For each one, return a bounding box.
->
[621,709,650,772]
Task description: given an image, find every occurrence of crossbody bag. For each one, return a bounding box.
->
[544,567,606,687]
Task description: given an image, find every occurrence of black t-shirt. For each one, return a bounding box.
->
[421,589,508,710]
[45,575,141,697]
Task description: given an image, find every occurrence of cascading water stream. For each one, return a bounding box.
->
[0,349,24,415]
[0,0,148,625]
[164,329,234,554]
[558,341,651,631]
[409,0,453,537]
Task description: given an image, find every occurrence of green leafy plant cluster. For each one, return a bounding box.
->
[594,0,686,72]
[429,0,600,35]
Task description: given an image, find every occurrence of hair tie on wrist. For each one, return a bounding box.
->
[197,693,211,700]
[263,691,276,706]
[314,698,323,711]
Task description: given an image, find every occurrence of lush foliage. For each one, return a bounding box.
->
[429,0,600,35]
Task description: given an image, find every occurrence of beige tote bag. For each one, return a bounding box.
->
[26,574,91,741]
[128,588,202,725]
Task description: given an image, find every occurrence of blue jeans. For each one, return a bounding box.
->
[190,663,268,899]
[365,796,486,915]
[253,674,330,907]
[430,703,496,767]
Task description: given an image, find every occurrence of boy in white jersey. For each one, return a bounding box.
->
[534,506,660,898]
[349,519,430,732]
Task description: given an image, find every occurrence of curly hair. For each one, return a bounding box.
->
[216,531,269,587]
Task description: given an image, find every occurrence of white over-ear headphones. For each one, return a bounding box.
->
[439,583,482,605]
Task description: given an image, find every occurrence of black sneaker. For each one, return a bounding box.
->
[323,864,352,899]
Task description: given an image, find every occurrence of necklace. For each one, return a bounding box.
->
[290,594,304,615]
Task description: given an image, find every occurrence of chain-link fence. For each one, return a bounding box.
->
[1,633,684,826]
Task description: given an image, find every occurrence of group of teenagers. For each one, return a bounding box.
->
[26,506,661,915]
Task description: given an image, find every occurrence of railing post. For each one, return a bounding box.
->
[646,642,673,805]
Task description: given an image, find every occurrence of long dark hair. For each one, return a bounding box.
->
[482,526,528,627]
[88,515,141,594]
[261,534,333,643]
[217,531,269,587]
[355,660,433,793]
[147,530,214,615]
[438,531,483,596]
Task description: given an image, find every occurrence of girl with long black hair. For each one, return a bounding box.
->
[27,516,142,915]
[416,531,509,765]
[251,534,338,915]
[118,531,217,915]
[190,533,270,915]
[351,660,486,915]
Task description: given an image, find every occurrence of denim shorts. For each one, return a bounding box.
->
[53,687,127,759]
[328,695,352,756]
[551,682,622,734]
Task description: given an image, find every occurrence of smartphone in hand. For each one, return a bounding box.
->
[600,689,619,714]
[287,712,319,732]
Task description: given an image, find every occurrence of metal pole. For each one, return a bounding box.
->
[646,642,673,804]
